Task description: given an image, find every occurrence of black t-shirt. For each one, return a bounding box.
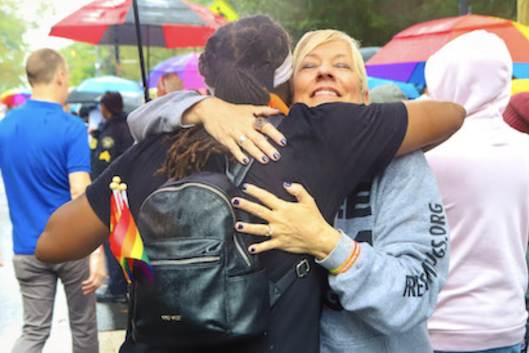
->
[86,101,407,353]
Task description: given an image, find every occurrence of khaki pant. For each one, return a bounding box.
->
[12,254,98,353]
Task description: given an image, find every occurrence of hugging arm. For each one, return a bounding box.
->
[398,99,466,156]
[127,91,285,164]
[234,152,449,334]
[127,90,209,141]
[129,93,465,163]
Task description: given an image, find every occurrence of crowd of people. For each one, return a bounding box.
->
[0,11,528,353]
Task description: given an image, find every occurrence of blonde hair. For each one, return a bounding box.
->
[26,49,67,87]
[292,30,368,94]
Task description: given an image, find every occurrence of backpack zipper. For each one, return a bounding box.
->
[233,233,251,267]
[143,182,252,268]
[150,256,220,266]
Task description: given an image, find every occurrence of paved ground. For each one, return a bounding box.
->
[0,175,127,352]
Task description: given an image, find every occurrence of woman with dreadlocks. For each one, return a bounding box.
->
[36,15,464,352]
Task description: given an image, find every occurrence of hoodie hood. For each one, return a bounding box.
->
[425,30,512,121]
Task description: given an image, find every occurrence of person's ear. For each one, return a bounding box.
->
[363,89,370,105]
[56,69,66,87]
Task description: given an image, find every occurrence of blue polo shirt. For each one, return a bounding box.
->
[0,99,90,254]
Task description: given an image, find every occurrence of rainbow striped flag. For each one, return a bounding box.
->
[109,190,153,284]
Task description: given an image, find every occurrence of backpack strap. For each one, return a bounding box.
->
[269,256,312,307]
[226,156,255,187]
[225,114,304,307]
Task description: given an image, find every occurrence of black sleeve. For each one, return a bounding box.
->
[86,152,128,228]
[290,101,407,179]
[86,133,171,228]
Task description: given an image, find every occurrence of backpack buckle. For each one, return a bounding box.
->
[296,258,311,278]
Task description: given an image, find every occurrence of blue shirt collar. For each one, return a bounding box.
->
[24,99,64,111]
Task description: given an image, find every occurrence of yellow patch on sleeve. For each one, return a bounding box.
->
[98,150,111,163]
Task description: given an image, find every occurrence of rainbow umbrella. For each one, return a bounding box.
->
[1,89,31,106]
[366,15,529,84]
[147,52,206,90]
[512,79,529,95]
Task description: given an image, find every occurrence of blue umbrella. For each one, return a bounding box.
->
[367,76,422,99]
[67,75,143,114]
[75,75,142,94]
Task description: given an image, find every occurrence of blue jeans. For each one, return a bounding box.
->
[435,343,523,353]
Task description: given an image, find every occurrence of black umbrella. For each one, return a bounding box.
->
[50,0,227,102]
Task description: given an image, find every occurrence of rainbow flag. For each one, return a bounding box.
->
[109,191,153,284]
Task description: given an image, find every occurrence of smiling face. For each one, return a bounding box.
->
[292,34,369,108]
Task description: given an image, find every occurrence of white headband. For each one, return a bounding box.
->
[273,52,293,88]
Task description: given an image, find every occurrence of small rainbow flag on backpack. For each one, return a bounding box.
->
[109,176,153,284]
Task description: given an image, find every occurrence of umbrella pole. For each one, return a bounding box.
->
[132,0,150,103]
[115,44,122,77]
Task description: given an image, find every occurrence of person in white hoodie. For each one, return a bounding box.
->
[425,30,529,353]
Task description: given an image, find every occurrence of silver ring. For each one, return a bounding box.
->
[237,135,248,146]
[266,224,273,237]
[253,117,268,129]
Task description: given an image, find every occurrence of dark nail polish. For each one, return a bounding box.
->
[273,153,280,160]
[262,156,269,162]
[283,182,292,187]
[249,247,255,253]
[241,184,248,190]
[237,224,243,230]
[242,158,249,165]
[280,138,287,146]
[232,199,240,205]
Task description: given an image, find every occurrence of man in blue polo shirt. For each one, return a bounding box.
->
[0,48,105,352]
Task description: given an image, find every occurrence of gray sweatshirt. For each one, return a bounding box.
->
[319,151,449,352]
[127,92,450,352]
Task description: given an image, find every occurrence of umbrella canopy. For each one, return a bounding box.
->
[366,15,529,84]
[67,75,143,113]
[512,79,529,95]
[76,75,141,93]
[367,77,421,99]
[49,0,227,48]
[148,52,205,90]
[0,89,31,106]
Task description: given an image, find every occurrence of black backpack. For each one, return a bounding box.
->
[131,158,310,348]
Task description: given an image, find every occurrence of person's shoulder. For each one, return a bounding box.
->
[381,150,431,180]
[58,111,87,128]
[392,149,428,166]
[130,132,172,153]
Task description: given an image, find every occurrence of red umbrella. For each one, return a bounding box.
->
[50,0,227,102]
[366,15,529,84]
[49,0,227,48]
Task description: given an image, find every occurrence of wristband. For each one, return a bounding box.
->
[329,241,360,276]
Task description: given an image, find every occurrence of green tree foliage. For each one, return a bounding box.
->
[220,0,516,46]
[0,0,30,93]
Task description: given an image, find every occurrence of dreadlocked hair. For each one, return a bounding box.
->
[157,127,235,180]
[160,15,291,181]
